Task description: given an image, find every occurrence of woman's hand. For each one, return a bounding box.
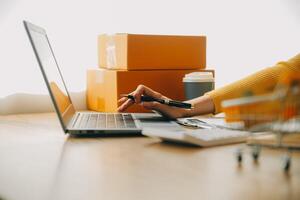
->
[117,85,191,119]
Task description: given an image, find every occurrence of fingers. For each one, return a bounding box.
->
[142,85,163,99]
[118,94,185,119]
[132,85,144,103]
[133,85,162,103]
[117,99,134,112]
[118,91,134,104]
[118,97,128,104]
[117,85,164,112]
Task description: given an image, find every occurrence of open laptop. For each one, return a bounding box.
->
[23,20,249,145]
[24,20,148,136]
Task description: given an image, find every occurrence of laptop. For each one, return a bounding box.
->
[23,20,147,136]
[23,20,249,145]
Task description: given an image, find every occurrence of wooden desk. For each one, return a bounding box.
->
[0,113,299,200]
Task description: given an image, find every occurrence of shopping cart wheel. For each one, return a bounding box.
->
[236,148,243,163]
[283,155,291,172]
[252,146,261,162]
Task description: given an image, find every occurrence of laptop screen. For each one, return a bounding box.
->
[24,21,75,132]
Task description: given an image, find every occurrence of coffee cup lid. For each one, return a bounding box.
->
[183,72,214,82]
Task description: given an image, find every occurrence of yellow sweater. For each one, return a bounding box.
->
[206,53,300,114]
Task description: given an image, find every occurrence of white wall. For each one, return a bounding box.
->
[0,0,299,114]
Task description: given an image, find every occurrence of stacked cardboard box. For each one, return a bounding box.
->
[87,33,213,113]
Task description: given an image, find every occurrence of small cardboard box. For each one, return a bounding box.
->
[98,34,206,70]
[87,68,214,113]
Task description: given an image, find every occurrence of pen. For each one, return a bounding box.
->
[121,94,193,109]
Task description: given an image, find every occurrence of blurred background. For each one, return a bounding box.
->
[0,0,299,114]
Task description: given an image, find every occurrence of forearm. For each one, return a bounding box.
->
[206,54,300,113]
[183,95,215,117]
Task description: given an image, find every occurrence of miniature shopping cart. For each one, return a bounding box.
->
[222,72,300,171]
[236,119,300,171]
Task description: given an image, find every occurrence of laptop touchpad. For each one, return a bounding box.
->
[134,113,177,128]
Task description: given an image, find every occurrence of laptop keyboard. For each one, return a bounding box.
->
[74,113,137,129]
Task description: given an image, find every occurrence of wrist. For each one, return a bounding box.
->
[179,106,194,118]
[183,95,215,117]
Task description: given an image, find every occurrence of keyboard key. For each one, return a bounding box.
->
[80,114,89,128]
[86,114,97,128]
[107,114,116,128]
[116,114,126,128]
[123,115,136,128]
[75,113,137,129]
[97,114,106,128]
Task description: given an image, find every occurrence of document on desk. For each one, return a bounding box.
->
[142,117,249,147]
[177,117,232,129]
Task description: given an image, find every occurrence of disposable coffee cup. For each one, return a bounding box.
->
[183,72,214,100]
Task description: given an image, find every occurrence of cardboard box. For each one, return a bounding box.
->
[98,34,206,70]
[87,68,215,113]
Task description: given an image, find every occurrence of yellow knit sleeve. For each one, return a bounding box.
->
[206,53,300,114]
